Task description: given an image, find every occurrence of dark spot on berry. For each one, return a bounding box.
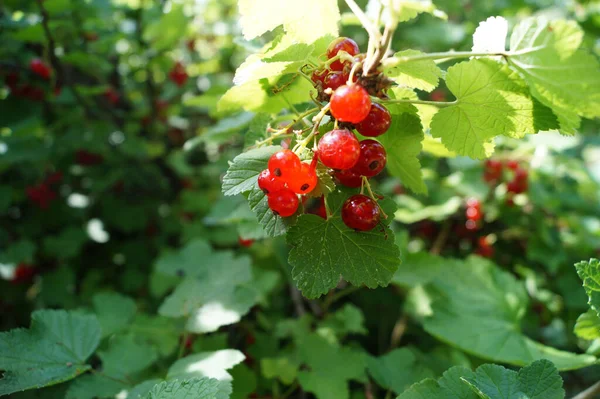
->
[300,183,309,191]
[274,168,282,177]
[369,161,379,170]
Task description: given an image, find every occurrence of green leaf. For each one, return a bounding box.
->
[462,360,565,399]
[384,50,442,92]
[508,18,600,134]
[167,350,245,381]
[65,374,126,399]
[387,0,447,23]
[397,366,477,399]
[367,348,434,395]
[430,59,554,159]
[392,252,459,287]
[394,196,463,224]
[92,292,137,337]
[261,358,299,385]
[246,186,299,237]
[222,146,280,196]
[126,379,163,399]
[318,304,367,337]
[378,103,426,194]
[43,227,87,259]
[287,212,400,298]
[0,310,101,396]
[238,0,339,43]
[98,335,158,377]
[296,334,366,399]
[129,315,180,357]
[144,378,231,399]
[422,256,597,370]
[574,258,600,315]
[574,310,600,340]
[143,5,188,51]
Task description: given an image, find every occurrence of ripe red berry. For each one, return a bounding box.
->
[429,89,446,102]
[352,139,387,177]
[267,189,299,217]
[330,84,371,123]
[507,179,527,194]
[30,58,51,80]
[355,104,391,137]
[341,194,380,231]
[506,160,519,170]
[466,206,482,221]
[466,197,481,210]
[514,167,528,182]
[327,38,360,71]
[323,71,349,91]
[76,150,104,166]
[258,169,287,194]
[483,159,503,183]
[287,163,318,195]
[169,62,188,87]
[311,69,328,86]
[238,237,254,247]
[476,236,494,258]
[268,150,301,180]
[318,129,360,170]
[104,87,119,105]
[334,168,362,188]
[12,263,36,284]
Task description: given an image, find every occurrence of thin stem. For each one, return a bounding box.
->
[178,331,189,358]
[322,285,362,312]
[430,220,451,255]
[572,381,600,399]
[364,22,396,76]
[361,176,388,219]
[344,0,381,43]
[281,382,300,399]
[381,50,511,69]
[375,97,457,107]
[293,103,331,153]
[348,61,362,85]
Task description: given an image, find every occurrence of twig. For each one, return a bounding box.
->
[289,284,306,316]
[389,314,407,349]
[375,97,457,107]
[572,381,600,399]
[430,221,451,255]
[344,0,381,43]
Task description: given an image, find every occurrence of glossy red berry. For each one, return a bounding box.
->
[466,197,481,210]
[311,69,327,86]
[30,58,51,80]
[330,84,371,123]
[334,168,362,188]
[258,169,287,194]
[288,162,318,195]
[327,37,360,71]
[466,206,482,221]
[323,71,349,91]
[314,197,327,219]
[268,150,302,180]
[507,179,527,194]
[352,140,387,177]
[267,189,299,217]
[514,167,528,181]
[476,236,494,258]
[318,129,360,170]
[355,104,391,137]
[238,237,254,247]
[169,62,188,87]
[341,194,380,231]
[12,263,36,284]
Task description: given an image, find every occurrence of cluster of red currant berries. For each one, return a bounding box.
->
[258,150,318,217]
[484,159,529,205]
[465,197,482,231]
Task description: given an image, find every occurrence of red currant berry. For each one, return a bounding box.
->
[267,189,299,217]
[352,139,386,177]
[327,37,360,71]
[30,58,51,80]
[466,206,482,221]
[238,237,254,247]
[323,71,350,91]
[258,169,287,194]
[483,159,503,183]
[268,150,301,180]
[507,179,527,194]
[318,129,360,170]
[429,89,446,102]
[104,87,120,105]
[476,236,494,258]
[169,62,188,87]
[334,168,362,188]
[330,84,371,123]
[355,104,391,137]
[466,197,481,210]
[311,69,327,86]
[287,163,318,195]
[12,263,36,284]
[506,160,519,170]
[341,194,380,231]
[514,167,528,181]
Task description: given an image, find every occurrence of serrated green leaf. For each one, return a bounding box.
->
[462,360,565,399]
[574,258,600,316]
[430,59,554,159]
[367,348,434,395]
[261,358,299,385]
[392,252,459,287]
[244,114,272,148]
[144,378,231,399]
[92,292,137,337]
[247,186,299,237]
[318,304,367,337]
[422,256,597,370]
[127,379,163,399]
[239,0,339,43]
[0,310,101,396]
[129,315,180,357]
[574,310,600,340]
[65,374,126,399]
[167,350,245,381]
[143,5,188,51]
[287,213,400,298]
[98,335,158,377]
[385,50,442,92]
[508,18,600,134]
[222,146,280,196]
[378,104,427,194]
[394,196,463,224]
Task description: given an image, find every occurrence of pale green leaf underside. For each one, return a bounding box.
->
[423,257,597,370]
[145,377,231,399]
[0,310,101,396]
[574,310,600,340]
[508,18,600,134]
[287,214,400,298]
[385,50,442,92]
[167,350,245,381]
[430,59,552,159]
[575,258,600,315]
